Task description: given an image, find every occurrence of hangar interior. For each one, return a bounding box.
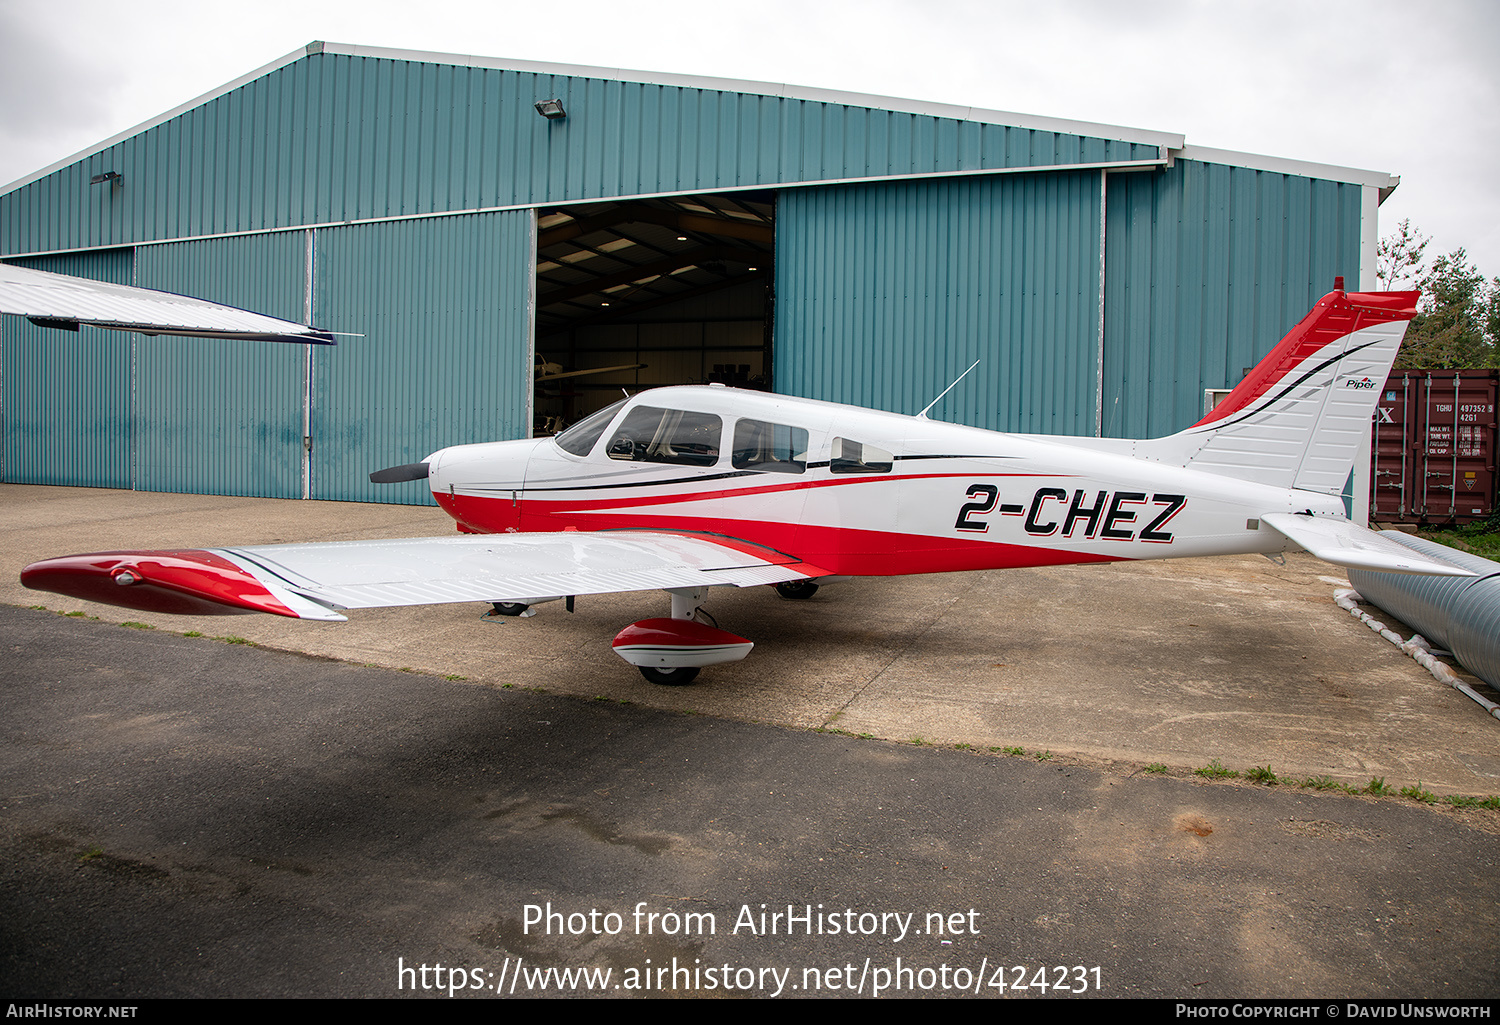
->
[533,192,775,432]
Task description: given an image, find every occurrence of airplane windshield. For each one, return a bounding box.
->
[553,399,628,456]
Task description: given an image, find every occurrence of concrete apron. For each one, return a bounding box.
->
[4,483,1498,795]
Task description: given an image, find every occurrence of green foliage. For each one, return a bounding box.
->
[1400,782,1437,804]
[1194,759,1239,779]
[1379,222,1498,369]
[1245,765,1278,785]
[1365,776,1394,796]
[1001,746,1025,756]
[1143,763,1168,774]
[1419,511,1500,558]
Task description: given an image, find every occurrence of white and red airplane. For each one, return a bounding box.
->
[18,278,1470,684]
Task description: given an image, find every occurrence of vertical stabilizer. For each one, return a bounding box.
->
[1139,289,1418,493]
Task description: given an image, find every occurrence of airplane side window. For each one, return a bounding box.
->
[830,437,893,474]
[732,418,808,474]
[553,398,628,456]
[606,406,721,467]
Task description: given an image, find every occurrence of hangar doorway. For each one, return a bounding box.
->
[532,192,774,434]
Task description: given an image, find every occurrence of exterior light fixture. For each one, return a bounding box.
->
[534,99,566,120]
[90,171,123,186]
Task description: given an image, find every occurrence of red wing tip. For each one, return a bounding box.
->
[21,550,299,618]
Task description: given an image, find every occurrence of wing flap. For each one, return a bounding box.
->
[1261,513,1474,576]
[24,531,826,620]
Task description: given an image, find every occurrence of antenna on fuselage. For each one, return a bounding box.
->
[915,359,981,419]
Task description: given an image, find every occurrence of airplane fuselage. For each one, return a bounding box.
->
[424,386,1341,579]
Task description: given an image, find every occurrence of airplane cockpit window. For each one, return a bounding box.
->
[732,418,808,474]
[554,399,628,456]
[829,437,894,474]
[606,406,722,467]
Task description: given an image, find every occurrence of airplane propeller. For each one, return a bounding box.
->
[369,462,430,484]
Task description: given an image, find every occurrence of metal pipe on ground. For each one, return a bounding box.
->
[1346,532,1500,692]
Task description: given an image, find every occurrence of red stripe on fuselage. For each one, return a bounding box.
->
[436,492,1121,576]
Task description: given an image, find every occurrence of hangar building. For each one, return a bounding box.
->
[0,42,1399,511]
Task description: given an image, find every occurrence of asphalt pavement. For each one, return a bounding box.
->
[2,484,1498,998]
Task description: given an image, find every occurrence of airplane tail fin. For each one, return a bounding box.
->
[1141,286,1419,494]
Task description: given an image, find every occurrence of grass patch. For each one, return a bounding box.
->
[910,736,927,746]
[954,743,972,751]
[1245,765,1279,785]
[1365,776,1394,796]
[1035,750,1053,761]
[213,636,251,645]
[1194,759,1239,779]
[1000,746,1025,757]
[183,631,203,638]
[78,846,103,862]
[1444,794,1487,808]
[1419,512,1500,558]
[64,611,85,618]
[1143,763,1168,774]
[1400,782,1437,804]
[119,622,154,630]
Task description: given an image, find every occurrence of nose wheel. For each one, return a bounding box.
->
[774,579,819,600]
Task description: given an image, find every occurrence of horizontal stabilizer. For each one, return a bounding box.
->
[0,264,335,344]
[1261,514,1474,576]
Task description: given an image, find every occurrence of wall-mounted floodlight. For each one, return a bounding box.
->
[90,171,123,186]
[534,99,567,120]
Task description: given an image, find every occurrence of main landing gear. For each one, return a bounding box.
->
[610,587,753,685]
[774,579,819,600]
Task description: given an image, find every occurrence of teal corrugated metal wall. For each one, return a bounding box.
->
[312,209,534,503]
[134,234,308,496]
[1100,158,1364,438]
[1,52,1157,255]
[3,213,533,502]
[2,249,134,486]
[775,172,1102,435]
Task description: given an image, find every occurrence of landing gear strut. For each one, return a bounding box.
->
[611,587,752,685]
[774,580,819,600]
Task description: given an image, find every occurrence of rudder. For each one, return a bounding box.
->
[1145,287,1418,494]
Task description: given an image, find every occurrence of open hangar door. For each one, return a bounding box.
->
[532,192,774,434]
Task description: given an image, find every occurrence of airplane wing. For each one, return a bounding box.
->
[535,363,647,382]
[0,263,335,344]
[1260,513,1474,576]
[21,531,828,621]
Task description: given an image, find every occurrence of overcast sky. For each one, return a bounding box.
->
[3,0,1497,282]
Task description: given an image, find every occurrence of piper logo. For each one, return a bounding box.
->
[1343,377,1377,389]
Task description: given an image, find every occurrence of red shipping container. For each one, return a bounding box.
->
[1370,369,1498,525]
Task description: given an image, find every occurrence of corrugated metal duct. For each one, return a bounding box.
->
[1347,533,1500,690]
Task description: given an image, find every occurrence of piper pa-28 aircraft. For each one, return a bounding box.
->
[15,267,1470,684]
